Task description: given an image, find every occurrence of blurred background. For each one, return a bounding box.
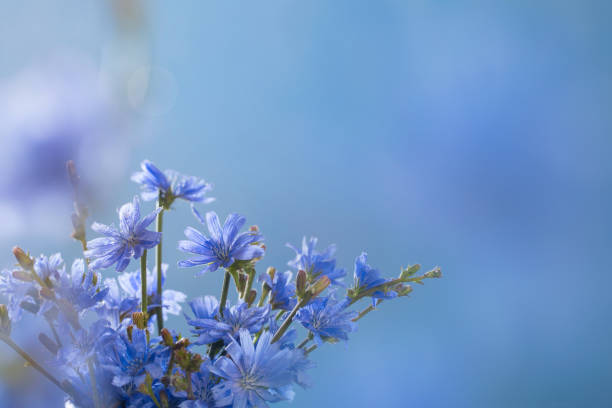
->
[1,0,611,407]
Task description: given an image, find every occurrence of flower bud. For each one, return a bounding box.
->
[161,328,174,347]
[249,225,259,232]
[12,247,33,270]
[296,269,307,295]
[132,312,147,330]
[245,289,257,306]
[424,267,442,279]
[266,266,276,280]
[0,304,11,336]
[126,325,134,341]
[309,276,330,298]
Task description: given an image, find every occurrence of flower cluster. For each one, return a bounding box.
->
[0,160,441,407]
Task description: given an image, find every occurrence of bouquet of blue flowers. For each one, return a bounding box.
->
[0,160,441,407]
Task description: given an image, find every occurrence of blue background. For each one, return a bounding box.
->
[1,1,611,407]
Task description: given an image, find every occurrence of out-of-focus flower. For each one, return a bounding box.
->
[287,237,346,286]
[0,56,128,239]
[85,196,161,272]
[178,208,264,276]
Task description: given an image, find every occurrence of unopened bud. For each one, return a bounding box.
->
[66,160,80,188]
[249,225,259,232]
[0,305,11,336]
[126,325,134,342]
[161,328,174,346]
[296,269,307,295]
[309,276,330,298]
[12,247,33,270]
[424,268,442,279]
[132,312,147,329]
[238,273,247,293]
[245,289,257,306]
[266,266,276,279]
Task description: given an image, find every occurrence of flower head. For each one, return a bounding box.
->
[296,295,358,345]
[349,252,398,306]
[85,196,161,272]
[211,329,309,408]
[185,297,269,345]
[259,271,297,311]
[178,208,264,276]
[54,259,109,314]
[287,237,346,286]
[100,327,164,387]
[131,160,213,206]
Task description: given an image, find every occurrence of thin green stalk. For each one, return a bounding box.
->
[155,207,165,335]
[297,333,313,349]
[0,334,65,392]
[219,271,231,318]
[352,299,383,322]
[271,298,307,344]
[87,358,101,408]
[242,268,255,299]
[305,344,317,355]
[141,250,148,315]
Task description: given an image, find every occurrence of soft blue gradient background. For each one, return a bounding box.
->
[1,1,611,407]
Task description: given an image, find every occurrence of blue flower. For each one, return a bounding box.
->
[55,318,112,373]
[259,271,297,311]
[64,362,126,408]
[296,296,358,345]
[0,269,37,321]
[131,160,214,205]
[350,252,397,306]
[54,259,109,314]
[85,196,161,272]
[96,278,140,329]
[100,327,164,387]
[211,329,308,408]
[34,253,64,282]
[178,208,264,276]
[185,297,269,345]
[117,264,186,320]
[287,237,346,286]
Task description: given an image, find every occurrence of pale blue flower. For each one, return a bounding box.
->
[178,208,264,276]
[132,160,214,204]
[85,196,161,272]
[287,237,346,286]
[350,252,397,306]
[296,296,357,345]
[211,329,309,408]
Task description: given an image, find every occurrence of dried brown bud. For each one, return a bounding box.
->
[161,328,174,347]
[12,247,33,270]
[310,276,330,297]
[132,312,147,329]
[296,269,307,295]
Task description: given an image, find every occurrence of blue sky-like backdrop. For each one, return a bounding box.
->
[0,1,611,407]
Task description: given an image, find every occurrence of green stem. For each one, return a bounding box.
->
[242,267,255,299]
[352,299,383,322]
[155,207,165,335]
[87,358,101,408]
[305,344,317,355]
[271,298,307,344]
[297,333,313,349]
[219,271,231,318]
[141,250,148,315]
[257,286,270,307]
[0,335,65,392]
